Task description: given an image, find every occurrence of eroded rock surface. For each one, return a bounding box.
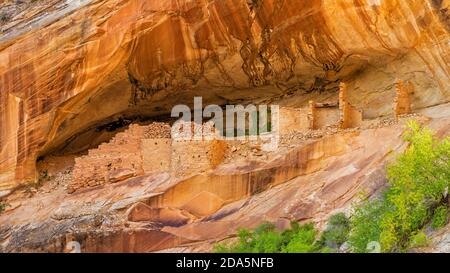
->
[0,0,449,253]
[0,104,448,252]
[1,0,449,189]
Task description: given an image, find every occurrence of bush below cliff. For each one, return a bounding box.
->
[349,121,449,252]
[214,121,450,253]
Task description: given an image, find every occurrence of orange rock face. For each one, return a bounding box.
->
[0,102,449,252]
[0,0,449,189]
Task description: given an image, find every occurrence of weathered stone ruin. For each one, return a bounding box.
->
[69,122,227,193]
[278,107,311,133]
[141,138,172,175]
[338,83,363,129]
[308,101,340,130]
[394,79,414,120]
[69,123,170,193]
[1,0,449,254]
[281,82,363,132]
[170,121,228,178]
[69,79,415,194]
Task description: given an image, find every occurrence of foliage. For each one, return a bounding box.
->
[431,205,448,229]
[0,11,10,23]
[282,223,319,253]
[214,221,323,253]
[214,215,352,253]
[317,213,350,249]
[348,197,387,253]
[0,200,10,214]
[348,121,450,252]
[214,222,281,253]
[409,231,428,248]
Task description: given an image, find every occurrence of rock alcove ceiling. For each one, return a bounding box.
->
[0,0,449,189]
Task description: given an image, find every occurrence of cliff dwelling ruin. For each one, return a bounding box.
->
[68,122,228,193]
[1,0,448,254]
[66,80,410,194]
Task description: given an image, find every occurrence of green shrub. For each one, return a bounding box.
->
[319,247,335,253]
[282,223,319,253]
[409,231,428,248]
[348,198,386,253]
[0,11,11,23]
[431,205,448,229]
[318,213,350,249]
[214,222,281,253]
[214,221,321,253]
[380,121,449,251]
[0,200,10,214]
[348,121,450,252]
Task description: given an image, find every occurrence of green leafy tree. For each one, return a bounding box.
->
[381,121,449,251]
[409,231,428,248]
[349,121,450,252]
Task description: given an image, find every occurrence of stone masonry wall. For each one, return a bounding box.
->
[171,122,227,178]
[69,122,227,193]
[314,107,340,129]
[394,80,413,120]
[306,83,363,130]
[141,139,172,174]
[278,107,310,134]
[339,83,363,129]
[307,100,339,130]
[69,123,171,193]
[171,140,226,177]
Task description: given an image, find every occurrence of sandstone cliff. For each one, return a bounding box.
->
[0,104,448,252]
[1,0,449,189]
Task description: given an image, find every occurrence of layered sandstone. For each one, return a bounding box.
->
[1,104,448,253]
[0,0,449,253]
[0,1,449,191]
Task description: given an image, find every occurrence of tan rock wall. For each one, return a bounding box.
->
[394,80,414,120]
[1,0,449,189]
[279,107,310,133]
[171,139,227,178]
[141,139,171,174]
[147,133,353,216]
[339,83,363,129]
[315,108,340,129]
